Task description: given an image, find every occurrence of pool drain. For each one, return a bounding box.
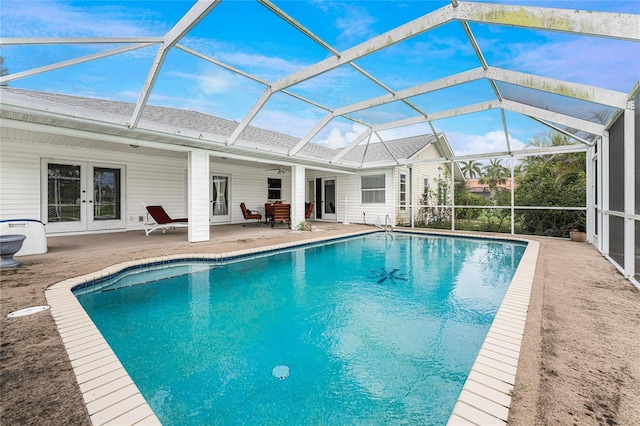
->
[7,305,50,318]
[272,365,290,380]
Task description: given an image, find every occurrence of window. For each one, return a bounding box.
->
[423,177,429,193]
[93,167,121,220]
[361,174,385,204]
[399,172,407,211]
[268,178,281,200]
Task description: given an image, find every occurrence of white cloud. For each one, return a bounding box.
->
[334,5,377,46]
[167,68,246,95]
[315,122,367,149]
[0,1,166,37]
[496,37,640,92]
[222,52,304,76]
[179,38,308,83]
[310,1,377,47]
[252,109,322,139]
[447,130,525,157]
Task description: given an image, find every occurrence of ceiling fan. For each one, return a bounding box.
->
[266,165,286,174]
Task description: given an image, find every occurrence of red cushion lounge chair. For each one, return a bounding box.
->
[143,205,188,236]
[240,203,262,226]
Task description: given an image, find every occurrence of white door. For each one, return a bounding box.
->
[210,174,231,223]
[43,161,126,233]
[322,178,337,221]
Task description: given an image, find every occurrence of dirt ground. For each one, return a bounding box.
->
[1,224,639,425]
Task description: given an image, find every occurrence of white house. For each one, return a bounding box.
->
[0,87,461,242]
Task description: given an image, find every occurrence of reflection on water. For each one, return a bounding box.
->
[76,233,525,426]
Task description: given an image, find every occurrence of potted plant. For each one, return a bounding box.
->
[568,214,586,242]
[297,220,312,232]
[569,228,587,242]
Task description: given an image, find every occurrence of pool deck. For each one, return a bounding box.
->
[41,225,536,426]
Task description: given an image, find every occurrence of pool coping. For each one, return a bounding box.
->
[45,229,538,426]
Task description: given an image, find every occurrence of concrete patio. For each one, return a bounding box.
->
[1,224,639,425]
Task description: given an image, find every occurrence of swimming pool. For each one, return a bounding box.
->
[71,232,526,425]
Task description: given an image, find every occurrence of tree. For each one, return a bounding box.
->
[0,56,8,86]
[515,131,586,237]
[454,181,489,221]
[459,160,482,179]
[480,159,508,187]
[417,166,451,227]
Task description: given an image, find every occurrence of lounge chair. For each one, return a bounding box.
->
[143,205,188,236]
[305,202,314,220]
[240,203,262,226]
[271,203,290,228]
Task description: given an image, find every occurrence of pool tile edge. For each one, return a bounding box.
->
[45,229,537,426]
[46,281,163,426]
[447,239,540,426]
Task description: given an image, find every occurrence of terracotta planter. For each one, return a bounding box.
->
[569,229,586,242]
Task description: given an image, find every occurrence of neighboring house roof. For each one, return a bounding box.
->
[0,87,456,171]
[466,178,514,193]
[342,134,438,163]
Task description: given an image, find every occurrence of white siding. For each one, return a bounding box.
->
[394,145,450,226]
[1,138,189,233]
[339,170,395,226]
[0,139,42,219]
[3,132,441,234]
[302,170,396,226]
[0,134,303,235]
[210,161,292,224]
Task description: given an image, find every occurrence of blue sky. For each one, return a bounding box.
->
[1,0,639,157]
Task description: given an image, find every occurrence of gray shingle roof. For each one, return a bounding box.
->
[341,134,439,164]
[1,87,435,165]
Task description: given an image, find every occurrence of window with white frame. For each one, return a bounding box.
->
[268,178,281,200]
[399,172,407,211]
[423,177,429,193]
[361,174,385,204]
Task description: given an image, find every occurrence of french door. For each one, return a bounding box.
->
[315,178,337,220]
[42,160,125,233]
[210,174,230,223]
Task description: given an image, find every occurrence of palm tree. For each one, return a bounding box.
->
[459,160,482,180]
[519,132,584,184]
[480,159,509,189]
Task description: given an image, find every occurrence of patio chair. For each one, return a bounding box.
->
[240,203,262,226]
[264,201,282,224]
[143,205,188,236]
[271,203,291,228]
[305,202,314,220]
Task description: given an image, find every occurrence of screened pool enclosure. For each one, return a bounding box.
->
[0,0,638,286]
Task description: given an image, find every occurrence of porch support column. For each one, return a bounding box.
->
[188,149,210,242]
[291,165,306,229]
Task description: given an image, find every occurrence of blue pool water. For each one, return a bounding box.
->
[75,233,526,425]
